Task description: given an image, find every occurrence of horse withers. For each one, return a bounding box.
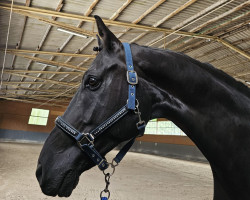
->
[36,16,250,199]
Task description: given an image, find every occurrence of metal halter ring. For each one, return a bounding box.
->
[111,159,119,168]
[100,190,110,199]
[103,165,115,176]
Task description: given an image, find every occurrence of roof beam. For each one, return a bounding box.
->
[2,49,96,58]
[109,0,133,20]
[159,2,250,60]
[115,0,166,41]
[0,3,217,40]
[75,0,133,68]
[33,0,100,92]
[216,39,250,60]
[1,81,71,85]
[3,93,73,98]
[194,38,250,60]
[6,0,32,83]
[179,21,249,54]
[130,0,198,43]
[0,97,68,107]
[4,70,83,75]
[169,10,250,51]
[21,0,65,93]
[5,85,76,93]
[1,88,70,94]
[173,0,229,30]
[10,1,65,90]
[18,11,95,37]
[147,0,230,47]
[235,71,250,78]
[8,53,87,71]
[132,0,166,24]
[4,72,79,87]
[51,0,132,89]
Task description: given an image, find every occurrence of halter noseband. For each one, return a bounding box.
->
[55,43,145,171]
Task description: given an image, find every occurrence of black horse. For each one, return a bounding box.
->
[36,16,250,199]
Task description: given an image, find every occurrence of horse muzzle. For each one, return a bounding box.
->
[36,161,79,197]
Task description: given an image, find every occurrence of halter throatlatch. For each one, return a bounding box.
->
[55,43,146,199]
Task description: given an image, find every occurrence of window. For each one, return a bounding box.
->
[145,119,186,136]
[28,108,49,126]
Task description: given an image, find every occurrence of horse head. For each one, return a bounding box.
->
[36,16,154,197]
[36,14,250,199]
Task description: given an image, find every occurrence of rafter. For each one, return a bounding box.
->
[169,10,250,52]
[217,39,250,60]
[4,84,76,93]
[1,88,70,94]
[147,0,230,47]
[218,61,249,71]
[130,0,198,43]
[2,49,96,58]
[178,20,249,55]
[0,97,68,107]
[4,70,83,75]
[235,71,250,78]
[19,11,95,37]
[14,0,65,92]
[6,0,32,84]
[8,53,87,71]
[159,2,250,60]
[115,0,166,41]
[3,93,73,98]
[36,0,101,92]
[0,2,217,40]
[75,0,133,68]
[109,0,133,20]
[1,81,70,85]
[4,72,79,87]
[194,38,250,60]
[49,0,133,91]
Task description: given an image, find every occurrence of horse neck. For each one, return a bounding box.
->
[134,45,250,162]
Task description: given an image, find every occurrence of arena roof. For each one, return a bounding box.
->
[0,0,249,107]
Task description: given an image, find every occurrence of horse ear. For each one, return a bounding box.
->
[93,34,103,52]
[96,34,103,51]
[94,15,122,52]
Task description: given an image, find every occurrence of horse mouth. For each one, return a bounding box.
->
[57,170,80,197]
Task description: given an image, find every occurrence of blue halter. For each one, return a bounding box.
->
[55,43,145,171]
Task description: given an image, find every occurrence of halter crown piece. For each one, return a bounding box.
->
[55,43,146,199]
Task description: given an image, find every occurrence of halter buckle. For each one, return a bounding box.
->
[78,133,94,146]
[127,70,138,85]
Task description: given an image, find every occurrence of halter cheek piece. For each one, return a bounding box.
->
[55,43,146,171]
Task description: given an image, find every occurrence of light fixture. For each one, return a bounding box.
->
[57,28,89,39]
[36,62,58,68]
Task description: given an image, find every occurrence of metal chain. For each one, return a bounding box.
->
[135,100,145,129]
[100,100,143,199]
[100,160,118,200]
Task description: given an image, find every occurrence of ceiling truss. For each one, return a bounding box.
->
[0,0,249,106]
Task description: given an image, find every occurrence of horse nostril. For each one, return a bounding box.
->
[36,162,43,185]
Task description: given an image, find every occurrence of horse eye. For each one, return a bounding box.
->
[89,77,98,86]
[85,76,101,90]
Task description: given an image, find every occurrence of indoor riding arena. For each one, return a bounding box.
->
[0,1,249,200]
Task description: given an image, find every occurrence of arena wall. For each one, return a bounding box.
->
[0,100,206,162]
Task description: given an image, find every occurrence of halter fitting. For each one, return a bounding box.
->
[55,43,145,171]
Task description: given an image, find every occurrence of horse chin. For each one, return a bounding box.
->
[54,162,94,197]
[57,170,80,197]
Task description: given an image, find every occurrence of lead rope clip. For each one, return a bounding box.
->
[134,100,146,133]
[100,160,118,200]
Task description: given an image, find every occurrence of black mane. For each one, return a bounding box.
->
[137,44,250,98]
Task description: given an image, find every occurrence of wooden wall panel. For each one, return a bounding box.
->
[0,100,194,146]
[136,134,195,146]
[0,100,66,133]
